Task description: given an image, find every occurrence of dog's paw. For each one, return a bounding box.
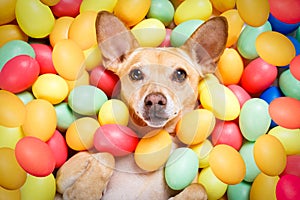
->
[169,183,208,200]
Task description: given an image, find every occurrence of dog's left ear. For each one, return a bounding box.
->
[181,17,228,76]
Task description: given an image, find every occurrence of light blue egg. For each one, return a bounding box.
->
[227,181,251,200]
[279,69,300,100]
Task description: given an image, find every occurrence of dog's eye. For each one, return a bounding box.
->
[172,68,187,83]
[129,69,144,81]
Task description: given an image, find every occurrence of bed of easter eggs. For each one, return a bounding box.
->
[0,0,300,199]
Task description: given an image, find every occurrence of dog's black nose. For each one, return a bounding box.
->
[144,93,167,107]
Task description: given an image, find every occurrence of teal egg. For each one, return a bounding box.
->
[279,69,300,100]
[147,0,174,26]
[68,85,108,116]
[17,91,35,105]
[239,98,271,141]
[165,147,199,190]
[170,19,203,47]
[54,102,77,131]
[237,21,272,59]
[227,181,251,200]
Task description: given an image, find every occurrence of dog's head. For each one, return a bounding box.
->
[96,11,227,131]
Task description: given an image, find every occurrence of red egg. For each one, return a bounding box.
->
[15,136,56,177]
[290,55,300,81]
[51,0,82,17]
[269,0,300,24]
[228,84,251,108]
[46,130,68,168]
[241,58,277,94]
[94,124,139,156]
[281,155,300,177]
[159,28,172,47]
[276,174,300,200]
[31,43,57,74]
[0,55,40,93]
[269,97,300,129]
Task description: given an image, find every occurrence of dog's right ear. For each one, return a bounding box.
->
[96,11,139,72]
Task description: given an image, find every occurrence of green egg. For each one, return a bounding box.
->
[17,91,35,105]
[54,102,77,131]
[279,69,300,100]
[147,0,174,26]
[227,181,251,200]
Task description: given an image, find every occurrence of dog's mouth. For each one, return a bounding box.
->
[142,104,170,127]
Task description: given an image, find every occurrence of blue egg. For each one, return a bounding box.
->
[268,13,299,35]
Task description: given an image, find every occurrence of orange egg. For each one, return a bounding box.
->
[49,16,74,47]
[0,24,28,47]
[250,172,279,200]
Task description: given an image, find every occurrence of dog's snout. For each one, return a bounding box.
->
[144,93,167,107]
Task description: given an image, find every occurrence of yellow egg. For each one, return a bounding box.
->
[268,126,300,155]
[131,18,166,47]
[0,186,21,200]
[22,99,57,141]
[49,16,74,47]
[253,134,286,176]
[80,0,117,13]
[209,144,246,184]
[134,129,172,171]
[66,117,100,151]
[250,173,279,200]
[0,0,17,25]
[256,31,296,66]
[64,70,90,92]
[0,90,26,128]
[32,74,69,105]
[198,74,220,94]
[190,139,213,168]
[236,0,270,27]
[210,0,236,12]
[176,109,216,145]
[83,44,102,71]
[0,24,28,47]
[200,83,240,120]
[0,125,24,149]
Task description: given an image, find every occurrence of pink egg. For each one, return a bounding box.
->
[281,155,300,177]
[276,174,300,200]
[228,84,251,108]
[51,0,82,17]
[31,43,57,74]
[159,28,172,47]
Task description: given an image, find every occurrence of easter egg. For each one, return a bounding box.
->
[0,186,20,200]
[54,102,77,131]
[147,0,174,26]
[68,85,108,115]
[269,97,300,129]
[0,126,23,149]
[160,28,172,47]
[282,155,300,177]
[52,39,85,81]
[66,117,100,151]
[176,109,215,145]
[80,0,117,13]
[227,84,251,108]
[15,0,55,38]
[237,21,272,59]
[253,134,286,176]
[198,167,228,200]
[268,14,300,35]
[198,74,219,94]
[190,139,213,168]
[227,181,251,200]
[114,0,151,27]
[51,0,82,18]
[250,172,279,200]
[17,91,35,105]
[209,144,246,185]
[256,31,296,66]
[0,25,28,47]
[15,137,55,177]
[239,98,271,141]
[22,99,57,141]
[174,0,212,25]
[41,0,60,6]
[0,90,26,128]
[0,0,16,25]
[279,69,300,100]
[134,129,172,171]
[94,124,139,156]
[131,18,166,47]
[210,0,235,12]
[165,147,199,190]
[290,55,300,80]
[260,86,283,104]
[239,142,261,182]
[200,83,240,121]
[269,0,300,24]
[0,147,27,190]
[236,0,270,27]
[83,44,102,71]
[276,174,300,200]
[20,174,56,200]
[30,43,56,74]
[49,16,74,47]
[64,70,90,92]
[215,48,244,85]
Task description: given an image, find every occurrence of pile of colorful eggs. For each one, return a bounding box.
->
[1,0,300,199]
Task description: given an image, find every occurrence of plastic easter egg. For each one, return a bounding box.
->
[227,181,251,200]
[210,0,235,12]
[94,124,139,156]
[176,109,215,145]
[237,21,272,59]
[260,86,283,104]
[240,58,277,94]
[0,0,16,25]
[131,18,166,47]
[174,0,212,25]
[17,91,34,105]
[49,16,74,47]
[0,186,21,200]
[66,117,100,151]
[282,155,300,177]
[15,137,55,177]
[269,97,300,129]
[90,66,120,98]
[190,139,213,168]
[51,0,82,17]
[114,0,151,27]
[22,99,57,141]
[80,0,117,13]
[227,84,251,108]
[64,70,90,92]
[269,126,300,155]
[268,14,299,35]
[279,69,300,100]
[46,130,68,168]
[290,55,300,80]
[147,0,174,26]
[0,90,26,128]
[276,174,300,200]
[0,25,28,47]
[200,84,240,121]
[20,174,56,200]
[236,0,270,27]
[170,20,203,47]
[254,134,286,176]
[52,39,85,81]
[288,36,300,56]
[269,0,300,24]
[256,31,296,66]
[54,102,77,131]
[198,167,228,200]
[297,27,300,42]
[68,85,108,115]
[134,129,172,171]
[165,147,199,190]
[0,126,23,149]
[211,120,243,151]
[160,28,172,47]
[239,142,261,182]
[15,0,55,38]
[0,147,27,190]
[198,74,220,94]
[83,44,102,71]
[30,43,56,74]
[215,48,244,85]
[41,0,60,6]
[239,98,271,141]
[250,172,279,200]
